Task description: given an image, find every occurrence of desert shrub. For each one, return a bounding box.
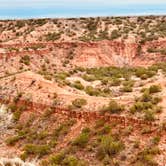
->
[154,105,163,113]
[141,91,153,102]
[141,127,152,134]
[8,103,17,112]
[130,102,144,114]
[121,85,133,92]
[147,48,166,55]
[149,85,161,94]
[72,98,87,108]
[32,19,47,26]
[49,153,86,166]
[62,155,86,166]
[151,136,160,145]
[95,120,105,129]
[72,81,84,90]
[82,74,96,82]
[43,108,54,118]
[13,109,22,121]
[72,129,90,148]
[86,19,98,31]
[37,131,49,140]
[44,74,52,80]
[96,135,124,160]
[97,125,111,135]
[130,101,153,114]
[122,80,134,87]
[85,86,100,96]
[135,67,156,79]
[136,147,160,166]
[20,152,28,161]
[110,78,121,86]
[55,72,70,80]
[102,100,124,114]
[45,32,61,41]
[8,104,26,122]
[151,96,162,104]
[144,109,155,121]
[6,136,21,146]
[24,144,50,157]
[20,55,30,65]
[49,152,65,165]
[110,30,120,40]
[53,121,75,138]
[16,20,25,28]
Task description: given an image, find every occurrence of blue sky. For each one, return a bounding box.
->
[0,0,166,19]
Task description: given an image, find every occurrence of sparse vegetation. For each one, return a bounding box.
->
[71,98,87,108]
[102,100,124,114]
[1,16,166,166]
[20,55,30,65]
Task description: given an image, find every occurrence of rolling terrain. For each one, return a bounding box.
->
[0,16,166,166]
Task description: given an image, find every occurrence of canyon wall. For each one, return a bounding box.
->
[0,40,166,67]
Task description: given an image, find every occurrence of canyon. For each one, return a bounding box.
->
[0,16,166,166]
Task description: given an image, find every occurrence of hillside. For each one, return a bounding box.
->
[0,16,166,166]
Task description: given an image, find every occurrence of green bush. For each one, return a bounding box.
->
[130,102,144,114]
[45,32,61,41]
[154,105,163,113]
[53,121,74,138]
[85,86,100,96]
[149,85,161,94]
[72,129,90,148]
[102,100,124,114]
[151,136,160,145]
[135,67,156,79]
[8,103,18,112]
[13,109,22,121]
[110,30,120,40]
[72,81,84,90]
[43,108,54,118]
[82,74,96,82]
[110,78,121,86]
[130,101,153,114]
[6,136,21,146]
[49,152,65,165]
[122,80,134,87]
[24,144,50,157]
[121,85,133,92]
[144,109,155,121]
[63,156,81,166]
[49,153,86,166]
[136,147,160,166]
[72,98,87,108]
[20,55,30,65]
[141,91,152,102]
[97,125,111,135]
[55,72,70,80]
[96,135,124,160]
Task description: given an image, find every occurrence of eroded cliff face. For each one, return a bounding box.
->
[71,41,137,67]
[0,40,166,68]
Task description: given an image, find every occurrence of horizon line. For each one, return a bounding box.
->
[0,13,166,21]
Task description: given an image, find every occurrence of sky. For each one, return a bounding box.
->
[0,0,166,19]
